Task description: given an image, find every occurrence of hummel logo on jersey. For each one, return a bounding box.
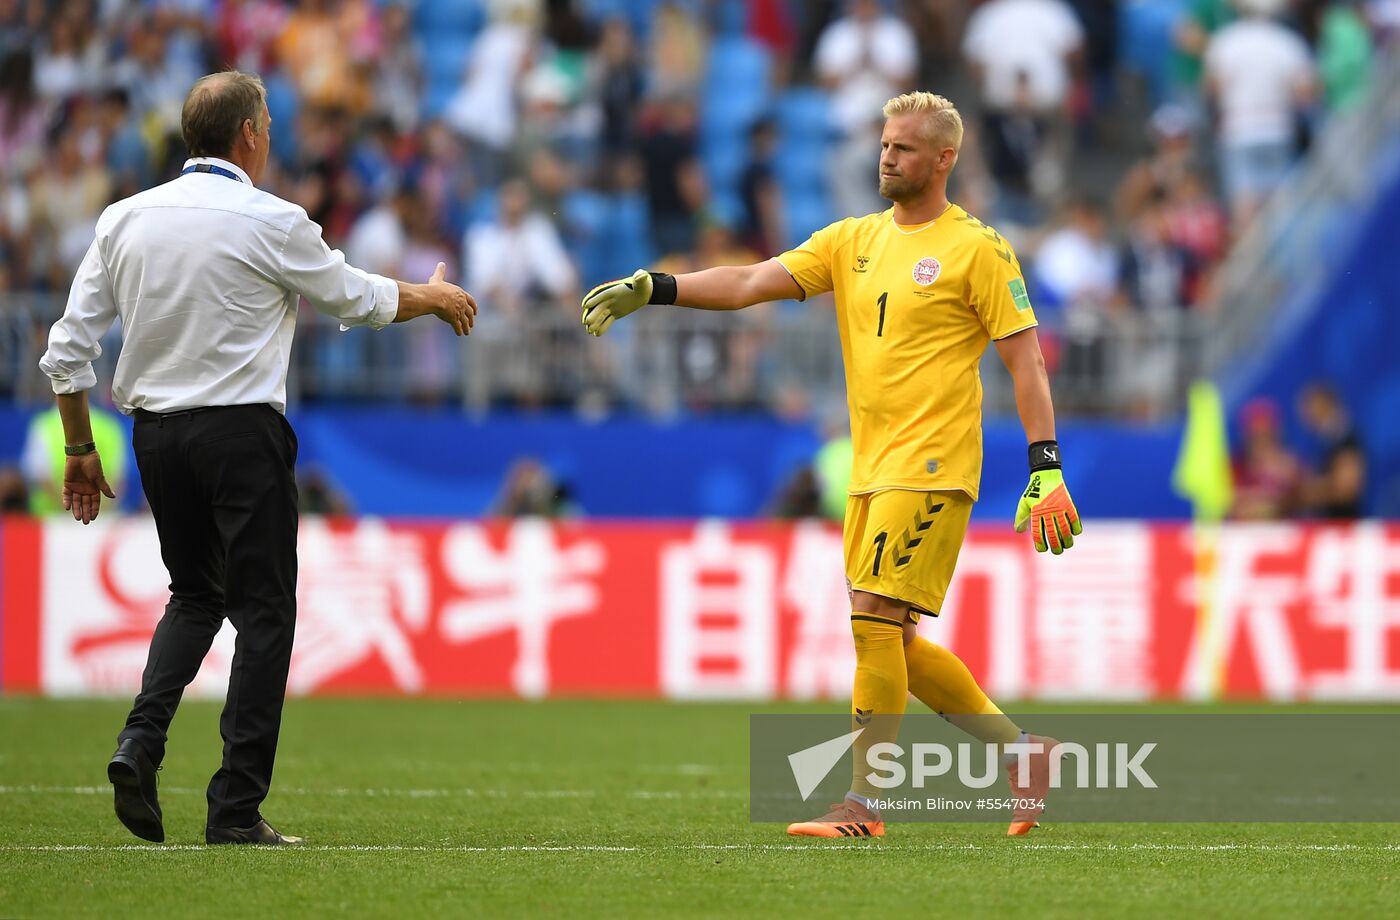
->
[854,255,870,272]
[855,708,874,725]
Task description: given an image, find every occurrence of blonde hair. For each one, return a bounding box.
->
[882,92,964,152]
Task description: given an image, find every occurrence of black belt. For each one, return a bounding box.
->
[133,405,269,424]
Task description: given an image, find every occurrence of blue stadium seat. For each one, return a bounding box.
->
[703,37,771,127]
[774,88,833,142]
[1120,0,1189,103]
[776,138,827,193]
[413,0,485,38]
[421,34,472,88]
[784,193,833,250]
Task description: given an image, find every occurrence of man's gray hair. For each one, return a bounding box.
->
[181,71,267,159]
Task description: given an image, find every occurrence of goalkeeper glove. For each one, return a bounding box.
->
[581,269,677,336]
[1014,441,1082,555]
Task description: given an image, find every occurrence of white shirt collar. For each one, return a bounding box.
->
[182,156,253,185]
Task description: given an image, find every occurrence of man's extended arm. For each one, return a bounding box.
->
[581,260,801,335]
[995,328,1081,553]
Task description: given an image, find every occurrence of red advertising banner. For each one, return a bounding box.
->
[1,516,1398,700]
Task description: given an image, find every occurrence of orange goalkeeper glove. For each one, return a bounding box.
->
[1014,441,1082,555]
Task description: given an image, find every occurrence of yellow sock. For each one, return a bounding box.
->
[905,636,1021,745]
[849,615,908,801]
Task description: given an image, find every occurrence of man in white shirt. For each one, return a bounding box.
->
[38,70,476,847]
[1204,0,1315,226]
[814,0,919,219]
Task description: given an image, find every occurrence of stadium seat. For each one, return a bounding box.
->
[421,34,473,88]
[413,0,485,38]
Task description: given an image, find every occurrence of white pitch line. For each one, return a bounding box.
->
[2,843,1398,854]
[0,785,745,800]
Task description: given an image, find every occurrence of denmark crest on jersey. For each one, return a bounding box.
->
[912,257,941,286]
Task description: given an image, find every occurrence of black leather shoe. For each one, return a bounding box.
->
[107,739,163,843]
[206,819,305,846]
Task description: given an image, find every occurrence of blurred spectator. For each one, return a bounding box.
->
[815,0,916,218]
[1203,0,1316,227]
[1309,0,1374,112]
[1119,202,1199,312]
[1170,0,1234,107]
[1298,382,1366,518]
[493,457,577,517]
[814,419,853,522]
[445,0,541,184]
[297,466,353,515]
[400,196,459,405]
[98,89,153,199]
[1034,200,1117,407]
[1116,104,1200,223]
[0,465,28,513]
[217,0,290,74]
[768,465,822,519]
[110,15,199,135]
[1034,200,1118,312]
[275,0,376,115]
[372,2,424,134]
[20,403,127,515]
[32,13,104,104]
[29,125,110,287]
[588,16,643,160]
[654,223,764,410]
[0,50,45,177]
[1230,398,1302,519]
[647,1,707,100]
[639,92,704,257]
[739,118,784,257]
[1163,171,1229,273]
[963,0,1084,213]
[465,178,576,319]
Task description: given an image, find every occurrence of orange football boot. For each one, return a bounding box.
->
[1006,734,1057,836]
[787,799,885,838]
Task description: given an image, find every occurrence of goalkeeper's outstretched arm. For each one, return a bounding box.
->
[672,259,803,311]
[581,260,802,336]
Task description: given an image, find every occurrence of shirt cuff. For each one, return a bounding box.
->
[366,273,399,330]
[48,365,97,394]
[340,274,400,332]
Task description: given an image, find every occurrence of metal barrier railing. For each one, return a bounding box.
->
[5,291,1206,421]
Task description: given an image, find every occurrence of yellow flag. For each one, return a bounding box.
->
[1172,381,1234,522]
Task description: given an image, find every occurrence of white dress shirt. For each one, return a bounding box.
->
[40,157,399,414]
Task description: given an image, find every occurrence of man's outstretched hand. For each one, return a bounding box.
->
[426,261,477,336]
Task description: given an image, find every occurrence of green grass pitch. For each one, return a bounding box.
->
[1,698,1396,918]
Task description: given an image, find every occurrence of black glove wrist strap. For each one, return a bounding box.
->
[1028,440,1061,472]
[647,272,678,305]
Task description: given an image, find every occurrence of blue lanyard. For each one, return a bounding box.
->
[181,163,243,183]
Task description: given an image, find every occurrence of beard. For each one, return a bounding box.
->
[878,171,928,202]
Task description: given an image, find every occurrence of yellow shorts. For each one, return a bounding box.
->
[844,489,974,621]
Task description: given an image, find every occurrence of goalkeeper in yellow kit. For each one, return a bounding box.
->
[581,93,1081,838]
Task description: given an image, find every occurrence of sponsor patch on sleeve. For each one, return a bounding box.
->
[1008,278,1032,311]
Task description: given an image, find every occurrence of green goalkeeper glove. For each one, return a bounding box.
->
[582,269,656,337]
[1014,441,1082,555]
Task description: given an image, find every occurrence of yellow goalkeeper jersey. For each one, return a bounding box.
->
[777,205,1037,500]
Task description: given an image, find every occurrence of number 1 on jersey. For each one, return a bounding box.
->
[872,531,888,576]
[876,292,888,337]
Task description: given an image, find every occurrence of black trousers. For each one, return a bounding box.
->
[119,404,298,828]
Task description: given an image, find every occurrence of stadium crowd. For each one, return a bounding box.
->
[0,0,1393,417]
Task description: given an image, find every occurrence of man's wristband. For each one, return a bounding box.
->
[1028,440,1061,472]
[647,272,677,305]
[64,441,97,457]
